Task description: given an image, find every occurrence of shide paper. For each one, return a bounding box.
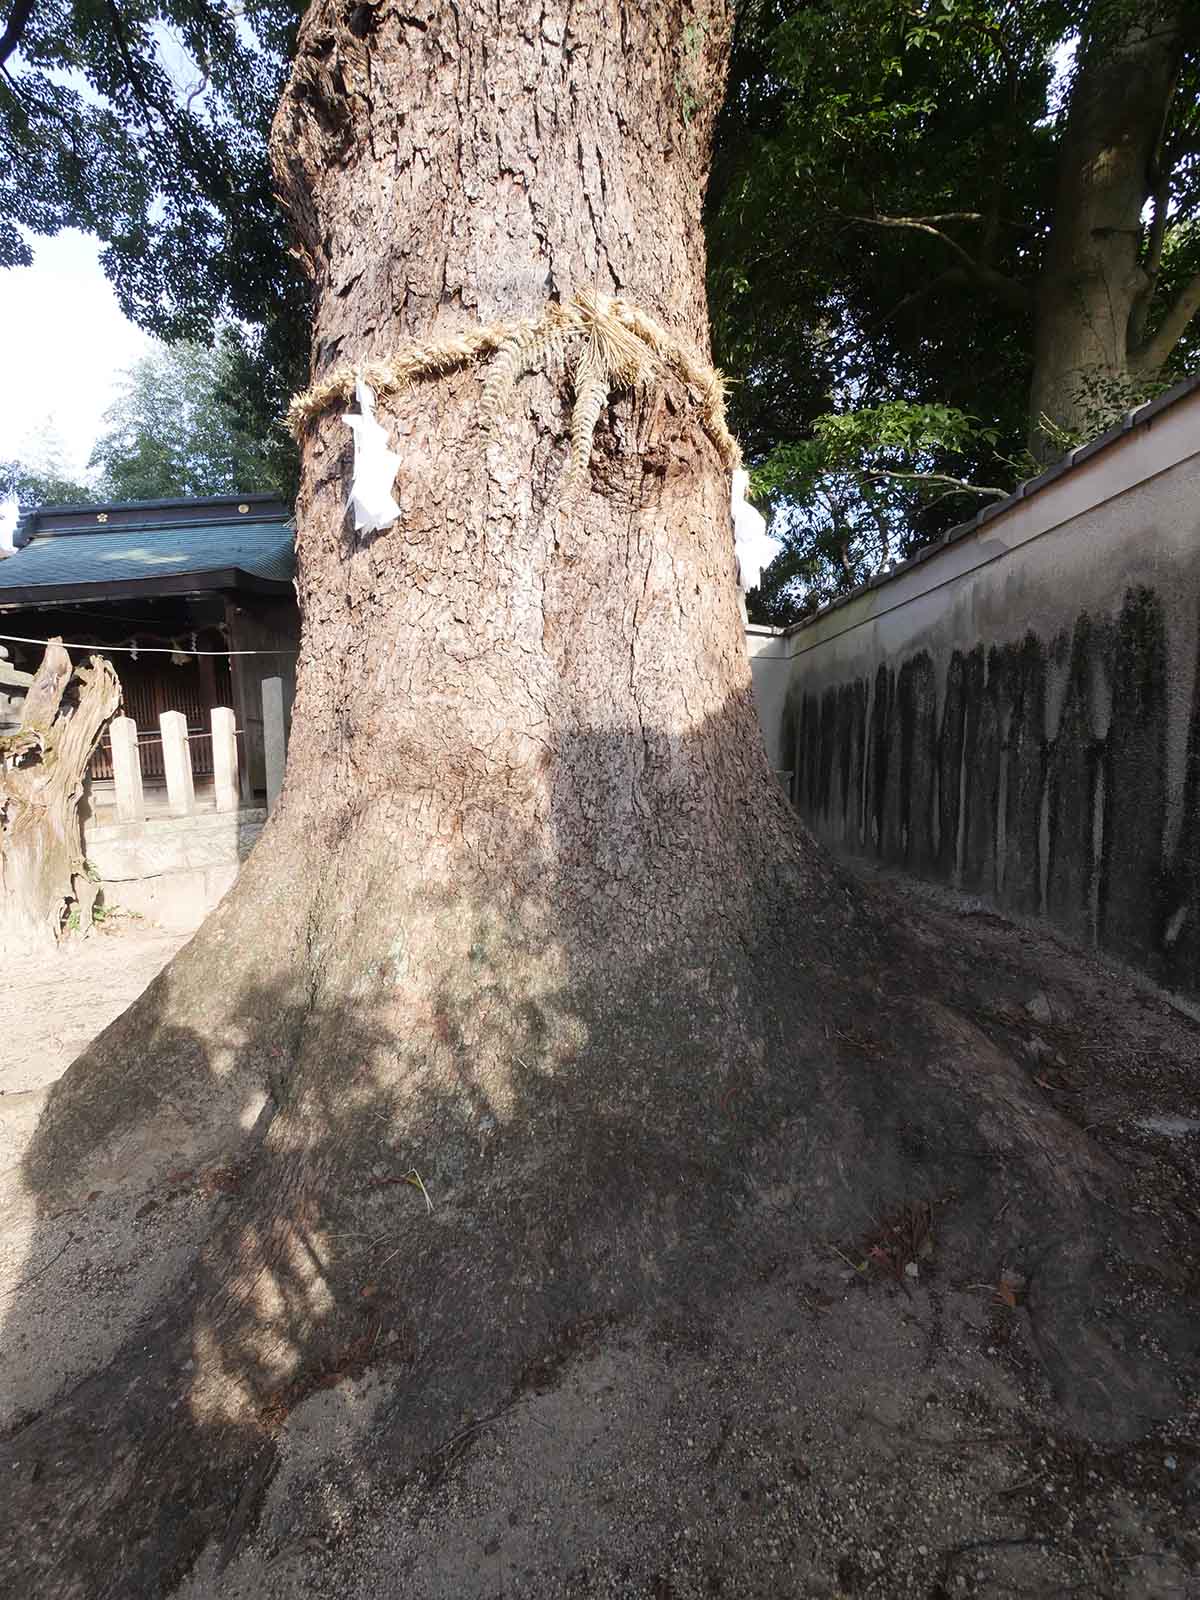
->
[343,379,402,536]
[731,468,780,593]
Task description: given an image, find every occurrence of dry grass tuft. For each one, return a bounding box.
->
[859,1198,935,1284]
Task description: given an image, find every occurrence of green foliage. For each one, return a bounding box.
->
[709,0,1200,622]
[2,333,294,510]
[214,324,300,499]
[746,402,1005,622]
[65,889,107,932]
[1032,366,1179,456]
[709,0,1054,448]
[88,334,292,500]
[803,402,996,466]
[0,0,307,403]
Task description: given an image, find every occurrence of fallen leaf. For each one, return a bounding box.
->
[994,1268,1026,1308]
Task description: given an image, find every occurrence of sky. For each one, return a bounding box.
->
[0,21,213,483]
[0,230,156,481]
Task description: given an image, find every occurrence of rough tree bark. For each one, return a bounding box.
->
[0,639,120,955]
[0,4,1193,1595]
[1028,4,1191,456]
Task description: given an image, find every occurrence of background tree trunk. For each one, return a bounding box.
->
[0,6,1194,1596]
[0,640,120,956]
[1028,7,1186,457]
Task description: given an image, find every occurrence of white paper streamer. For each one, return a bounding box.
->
[343,379,402,535]
[731,468,780,592]
[0,496,19,557]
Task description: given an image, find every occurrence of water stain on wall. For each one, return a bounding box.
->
[785,586,1199,998]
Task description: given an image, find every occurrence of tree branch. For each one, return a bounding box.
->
[859,468,1008,498]
[1131,269,1200,374]
[864,502,890,576]
[1130,64,1182,352]
[101,0,159,131]
[847,215,1032,315]
[0,0,35,70]
[849,213,983,271]
[869,212,991,224]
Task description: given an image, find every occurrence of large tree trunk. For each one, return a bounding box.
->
[0,640,120,955]
[0,5,1193,1596]
[1028,7,1187,458]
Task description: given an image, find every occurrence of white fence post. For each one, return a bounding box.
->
[109,715,145,824]
[160,710,195,817]
[262,677,286,813]
[211,706,239,813]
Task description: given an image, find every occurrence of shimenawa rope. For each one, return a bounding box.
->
[286,290,741,477]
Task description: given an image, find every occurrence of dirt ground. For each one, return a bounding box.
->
[0,916,195,1170]
[0,917,194,1099]
[0,915,210,1441]
[3,884,1199,1598]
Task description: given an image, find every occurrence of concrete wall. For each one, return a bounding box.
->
[748,377,1200,999]
[83,809,265,931]
[746,625,791,773]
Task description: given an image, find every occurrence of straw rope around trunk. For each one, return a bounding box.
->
[286,290,741,481]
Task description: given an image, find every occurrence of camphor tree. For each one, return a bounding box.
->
[0,2,1194,1593]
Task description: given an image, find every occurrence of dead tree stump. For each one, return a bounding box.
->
[0,639,121,956]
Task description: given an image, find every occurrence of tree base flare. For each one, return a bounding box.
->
[0,827,1195,1599]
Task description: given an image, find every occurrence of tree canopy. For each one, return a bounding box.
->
[708,0,1200,618]
[0,0,308,436]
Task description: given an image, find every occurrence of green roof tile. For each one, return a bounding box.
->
[0,519,295,594]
